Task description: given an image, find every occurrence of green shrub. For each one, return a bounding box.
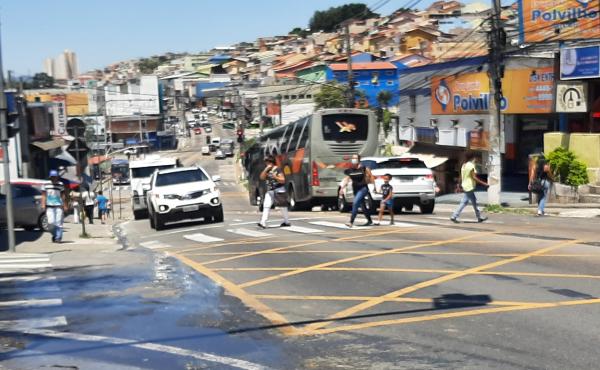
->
[566,159,589,186]
[546,147,589,186]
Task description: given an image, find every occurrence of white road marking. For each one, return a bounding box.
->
[229,217,312,226]
[0,298,62,308]
[0,316,67,331]
[310,221,372,230]
[20,329,266,369]
[284,225,324,234]
[227,228,271,238]
[138,224,223,239]
[0,263,52,269]
[427,216,503,224]
[184,233,224,243]
[1,285,60,294]
[139,241,173,250]
[0,253,48,259]
[0,257,50,263]
[390,222,417,227]
[0,275,57,283]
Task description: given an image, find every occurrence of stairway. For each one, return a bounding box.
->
[579,184,600,203]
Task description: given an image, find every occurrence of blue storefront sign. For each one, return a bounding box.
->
[560,45,600,80]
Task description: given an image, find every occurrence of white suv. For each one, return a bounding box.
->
[147,166,223,230]
[338,157,436,214]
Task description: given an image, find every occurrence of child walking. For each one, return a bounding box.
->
[376,174,394,225]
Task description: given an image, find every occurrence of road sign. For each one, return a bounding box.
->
[556,82,588,113]
[560,46,600,80]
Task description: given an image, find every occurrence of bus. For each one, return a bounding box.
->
[111,159,129,185]
[243,108,378,210]
[129,155,178,219]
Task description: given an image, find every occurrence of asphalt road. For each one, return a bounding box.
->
[117,132,600,369]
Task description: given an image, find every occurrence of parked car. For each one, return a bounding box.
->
[0,179,50,231]
[194,127,202,135]
[208,144,217,152]
[222,121,236,130]
[338,157,436,214]
[204,125,213,133]
[215,150,226,160]
[223,147,234,157]
[146,166,223,230]
[201,146,211,155]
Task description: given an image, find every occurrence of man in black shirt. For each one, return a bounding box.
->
[341,154,374,228]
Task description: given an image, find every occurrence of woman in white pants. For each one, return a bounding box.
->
[258,155,290,229]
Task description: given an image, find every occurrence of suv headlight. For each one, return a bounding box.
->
[164,194,179,200]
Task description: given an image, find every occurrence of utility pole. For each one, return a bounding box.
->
[277,94,283,126]
[487,0,505,205]
[72,126,87,238]
[345,23,355,108]
[0,25,15,252]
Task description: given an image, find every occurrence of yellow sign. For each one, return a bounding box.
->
[432,67,555,115]
[502,67,554,114]
[431,73,490,115]
[519,0,600,43]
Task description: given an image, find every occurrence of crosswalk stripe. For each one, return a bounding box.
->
[227,228,271,238]
[1,285,61,295]
[0,263,52,269]
[0,253,48,259]
[0,298,62,308]
[310,221,372,230]
[0,257,50,263]
[0,275,56,283]
[184,233,224,243]
[391,222,417,227]
[139,241,172,250]
[284,225,324,234]
[0,316,67,331]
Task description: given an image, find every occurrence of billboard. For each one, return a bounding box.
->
[52,95,67,136]
[105,75,160,116]
[502,67,554,114]
[431,72,491,115]
[66,93,89,116]
[560,45,600,80]
[432,67,554,115]
[518,0,600,43]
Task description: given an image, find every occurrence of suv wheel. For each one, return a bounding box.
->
[149,210,156,229]
[154,212,165,230]
[338,193,351,213]
[38,214,49,231]
[289,187,310,211]
[419,200,435,214]
[212,205,224,223]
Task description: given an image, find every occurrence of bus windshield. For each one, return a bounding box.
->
[322,114,369,142]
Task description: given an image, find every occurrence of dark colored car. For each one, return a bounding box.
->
[0,180,50,231]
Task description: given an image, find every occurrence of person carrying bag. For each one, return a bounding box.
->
[257,155,291,228]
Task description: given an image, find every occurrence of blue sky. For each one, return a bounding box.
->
[1,0,467,76]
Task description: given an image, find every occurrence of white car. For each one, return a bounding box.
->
[338,156,436,214]
[201,146,210,155]
[147,167,223,230]
[215,150,226,160]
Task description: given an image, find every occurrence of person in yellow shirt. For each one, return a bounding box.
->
[450,151,488,223]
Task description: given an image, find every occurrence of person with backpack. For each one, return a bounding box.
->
[81,186,96,224]
[450,151,488,223]
[529,155,554,216]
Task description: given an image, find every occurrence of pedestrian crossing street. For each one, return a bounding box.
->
[139,220,417,249]
[0,253,67,332]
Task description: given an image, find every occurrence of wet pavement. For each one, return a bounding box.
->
[1,246,297,369]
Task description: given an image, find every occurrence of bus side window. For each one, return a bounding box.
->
[286,121,299,153]
[296,117,310,150]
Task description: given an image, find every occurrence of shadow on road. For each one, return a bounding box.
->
[0,229,44,251]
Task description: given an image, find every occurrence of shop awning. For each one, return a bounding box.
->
[53,149,77,165]
[31,138,65,151]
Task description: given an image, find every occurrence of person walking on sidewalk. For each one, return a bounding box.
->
[81,186,96,224]
[70,186,81,224]
[96,191,109,224]
[342,154,374,228]
[41,170,67,243]
[258,155,290,229]
[451,151,488,223]
[529,155,554,216]
[375,174,394,225]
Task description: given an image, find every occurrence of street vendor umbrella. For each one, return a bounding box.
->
[58,171,81,190]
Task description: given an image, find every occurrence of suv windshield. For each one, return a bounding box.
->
[361,159,427,170]
[155,169,208,187]
[131,165,175,178]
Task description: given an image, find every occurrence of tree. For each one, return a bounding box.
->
[289,27,310,38]
[314,82,349,109]
[309,3,379,32]
[30,73,54,88]
[376,90,392,109]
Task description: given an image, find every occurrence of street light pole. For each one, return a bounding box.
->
[0,24,15,252]
[72,126,87,238]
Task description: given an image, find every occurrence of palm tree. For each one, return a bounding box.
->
[377,90,393,109]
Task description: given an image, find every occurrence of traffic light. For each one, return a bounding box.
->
[3,92,20,139]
